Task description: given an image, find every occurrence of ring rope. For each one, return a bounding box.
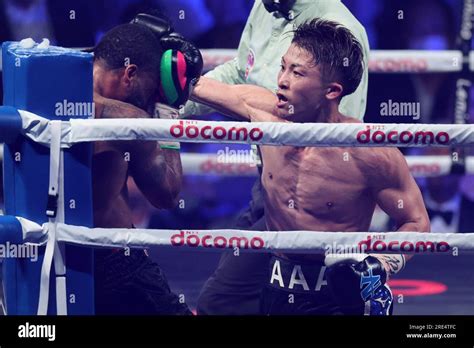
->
[180,153,474,177]
[201,49,474,73]
[19,110,474,148]
[0,49,473,74]
[11,217,474,255]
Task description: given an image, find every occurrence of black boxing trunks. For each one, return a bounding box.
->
[261,255,342,315]
[94,248,192,315]
[261,255,394,315]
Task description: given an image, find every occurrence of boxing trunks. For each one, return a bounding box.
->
[261,255,393,315]
[94,248,192,315]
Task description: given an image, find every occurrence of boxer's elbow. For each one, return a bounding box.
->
[147,189,179,210]
[136,167,182,210]
[154,193,179,209]
[396,213,430,233]
[151,174,182,209]
[160,180,182,209]
[414,213,431,233]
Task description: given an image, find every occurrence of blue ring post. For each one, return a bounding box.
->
[0,216,23,245]
[1,42,94,314]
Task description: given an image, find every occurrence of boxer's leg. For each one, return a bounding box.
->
[197,178,269,315]
[95,249,192,315]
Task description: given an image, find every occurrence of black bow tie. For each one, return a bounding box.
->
[427,208,454,225]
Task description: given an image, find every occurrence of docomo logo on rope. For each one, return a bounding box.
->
[202,51,236,71]
[369,58,429,72]
[171,230,265,250]
[409,163,443,177]
[357,125,450,145]
[359,235,450,253]
[170,120,264,142]
[199,159,257,175]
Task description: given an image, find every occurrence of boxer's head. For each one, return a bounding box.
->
[276,19,363,122]
[93,23,162,112]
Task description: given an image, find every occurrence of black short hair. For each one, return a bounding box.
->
[94,23,161,74]
[292,18,364,98]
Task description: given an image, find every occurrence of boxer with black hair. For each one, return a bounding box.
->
[192,19,430,315]
[93,23,193,315]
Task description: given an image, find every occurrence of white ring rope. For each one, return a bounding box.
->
[181,153,474,177]
[12,218,474,255]
[201,49,474,73]
[19,110,474,148]
[0,49,471,73]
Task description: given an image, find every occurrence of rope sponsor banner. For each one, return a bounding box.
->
[181,153,474,177]
[12,221,472,255]
[200,49,470,73]
[19,110,474,148]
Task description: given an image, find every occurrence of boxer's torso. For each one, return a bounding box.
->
[261,144,381,261]
[92,96,134,228]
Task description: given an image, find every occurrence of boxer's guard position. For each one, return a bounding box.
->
[191,19,431,315]
[91,19,201,314]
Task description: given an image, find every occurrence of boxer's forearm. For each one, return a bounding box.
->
[395,218,431,262]
[191,77,250,120]
[161,148,183,205]
[182,58,244,117]
[130,141,182,209]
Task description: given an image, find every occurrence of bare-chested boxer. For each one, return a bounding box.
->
[191,19,430,315]
[91,23,191,315]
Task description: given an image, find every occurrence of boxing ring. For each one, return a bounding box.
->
[2,33,474,315]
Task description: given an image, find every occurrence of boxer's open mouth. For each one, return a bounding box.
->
[277,93,289,107]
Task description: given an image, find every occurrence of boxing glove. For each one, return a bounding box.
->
[131,13,203,108]
[325,254,389,314]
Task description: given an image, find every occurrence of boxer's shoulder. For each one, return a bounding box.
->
[94,94,149,119]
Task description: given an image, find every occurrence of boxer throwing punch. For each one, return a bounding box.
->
[183,0,370,316]
[191,19,430,315]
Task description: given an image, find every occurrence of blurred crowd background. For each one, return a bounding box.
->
[0,0,473,235]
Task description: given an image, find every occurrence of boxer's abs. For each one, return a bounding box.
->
[261,145,377,262]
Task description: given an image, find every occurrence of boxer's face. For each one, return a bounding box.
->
[120,65,158,112]
[95,59,158,113]
[276,44,342,122]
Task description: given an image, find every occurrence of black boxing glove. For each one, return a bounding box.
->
[131,13,174,40]
[325,254,388,314]
[131,13,203,108]
[158,34,203,108]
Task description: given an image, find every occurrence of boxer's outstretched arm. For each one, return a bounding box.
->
[191,76,278,122]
